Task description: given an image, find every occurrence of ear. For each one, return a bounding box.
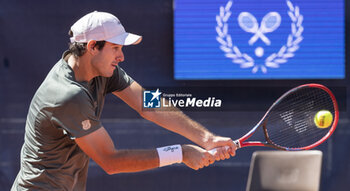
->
[86,40,99,55]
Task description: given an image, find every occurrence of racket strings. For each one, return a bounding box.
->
[265,87,335,149]
[268,117,328,148]
[269,104,332,147]
[270,94,327,137]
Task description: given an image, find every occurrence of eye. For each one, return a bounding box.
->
[111,44,123,51]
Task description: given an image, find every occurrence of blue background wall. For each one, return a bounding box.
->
[174,0,345,79]
[0,0,349,190]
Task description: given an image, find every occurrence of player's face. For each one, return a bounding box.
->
[92,42,124,77]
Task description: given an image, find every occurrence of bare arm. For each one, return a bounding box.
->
[113,82,236,159]
[75,127,215,174]
[75,127,159,174]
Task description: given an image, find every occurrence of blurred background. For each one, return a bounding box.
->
[0,0,349,190]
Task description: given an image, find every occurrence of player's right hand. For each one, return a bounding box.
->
[181,144,215,170]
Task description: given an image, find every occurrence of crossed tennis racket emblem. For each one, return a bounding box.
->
[238,12,281,45]
[238,12,281,46]
[216,0,304,73]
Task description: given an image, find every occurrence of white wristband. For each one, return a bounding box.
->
[156,144,183,167]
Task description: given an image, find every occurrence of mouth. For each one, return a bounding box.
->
[111,62,118,67]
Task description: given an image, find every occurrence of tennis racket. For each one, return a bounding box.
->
[209,83,338,152]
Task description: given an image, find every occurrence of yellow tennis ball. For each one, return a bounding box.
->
[314,110,333,128]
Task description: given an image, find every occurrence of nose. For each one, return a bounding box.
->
[116,51,124,63]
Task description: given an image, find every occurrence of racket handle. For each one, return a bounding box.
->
[208,146,229,155]
[207,140,240,155]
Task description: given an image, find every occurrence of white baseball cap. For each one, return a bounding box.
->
[70,11,142,45]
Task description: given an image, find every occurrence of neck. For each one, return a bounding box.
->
[67,55,96,82]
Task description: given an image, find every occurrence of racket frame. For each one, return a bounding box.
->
[233,84,339,151]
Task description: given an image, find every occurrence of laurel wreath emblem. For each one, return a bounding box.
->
[216,0,304,73]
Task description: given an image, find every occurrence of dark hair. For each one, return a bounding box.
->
[68,30,106,57]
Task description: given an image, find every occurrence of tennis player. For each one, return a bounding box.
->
[11,11,236,190]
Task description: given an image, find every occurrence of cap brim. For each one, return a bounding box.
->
[106,32,142,46]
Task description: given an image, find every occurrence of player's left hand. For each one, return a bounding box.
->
[205,136,237,161]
